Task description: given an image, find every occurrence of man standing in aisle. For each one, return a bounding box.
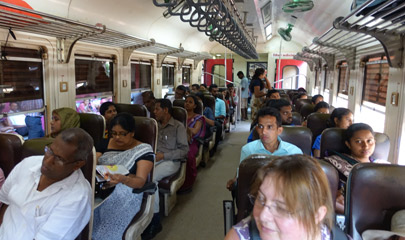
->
[238,71,249,120]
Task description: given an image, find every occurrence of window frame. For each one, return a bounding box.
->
[337,61,349,95]
[162,63,175,87]
[361,56,389,107]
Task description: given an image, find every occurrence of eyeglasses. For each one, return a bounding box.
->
[248,193,293,218]
[110,131,129,137]
[44,146,77,166]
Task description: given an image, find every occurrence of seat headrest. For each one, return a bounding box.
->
[115,103,147,117]
[172,106,187,127]
[79,113,105,147]
[280,126,312,155]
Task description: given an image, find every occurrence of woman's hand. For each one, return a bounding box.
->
[108,173,128,185]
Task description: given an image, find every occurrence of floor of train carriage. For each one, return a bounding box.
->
[155,120,251,240]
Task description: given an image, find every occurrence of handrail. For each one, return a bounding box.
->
[274,74,307,89]
[203,72,238,86]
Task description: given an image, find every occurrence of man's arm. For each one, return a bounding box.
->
[215,100,226,120]
[161,124,189,161]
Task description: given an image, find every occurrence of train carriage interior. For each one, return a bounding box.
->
[0,0,405,239]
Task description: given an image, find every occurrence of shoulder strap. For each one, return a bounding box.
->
[249,217,261,240]
[328,150,358,166]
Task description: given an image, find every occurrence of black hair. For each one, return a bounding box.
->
[298,87,307,93]
[59,128,94,162]
[314,101,330,112]
[155,98,172,115]
[141,90,155,100]
[257,107,282,127]
[192,84,200,90]
[237,71,244,76]
[99,102,116,116]
[266,89,279,98]
[252,68,265,79]
[311,94,323,104]
[109,112,136,134]
[176,85,187,94]
[209,84,218,92]
[200,83,207,88]
[266,99,291,110]
[329,108,352,127]
[345,123,374,142]
[186,94,202,114]
[227,83,234,88]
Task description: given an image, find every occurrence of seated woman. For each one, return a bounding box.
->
[93,113,154,240]
[225,154,335,240]
[50,108,80,138]
[325,123,390,214]
[312,108,353,158]
[179,95,205,192]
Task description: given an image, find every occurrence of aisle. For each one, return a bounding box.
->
[154,121,251,240]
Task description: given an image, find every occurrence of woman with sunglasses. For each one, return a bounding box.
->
[93,113,154,240]
[225,155,334,240]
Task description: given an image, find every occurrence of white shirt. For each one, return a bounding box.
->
[0,156,92,240]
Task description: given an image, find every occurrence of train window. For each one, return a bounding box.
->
[182,65,191,85]
[335,62,349,108]
[357,56,388,133]
[75,56,114,114]
[0,46,44,139]
[212,64,226,87]
[314,68,320,89]
[322,67,329,102]
[131,61,152,90]
[162,63,175,87]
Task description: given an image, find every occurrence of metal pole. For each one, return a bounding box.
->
[224,47,227,87]
[278,38,282,88]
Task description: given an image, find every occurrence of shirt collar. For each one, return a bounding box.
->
[258,136,283,152]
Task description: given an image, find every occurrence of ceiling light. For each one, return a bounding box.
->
[216,54,222,57]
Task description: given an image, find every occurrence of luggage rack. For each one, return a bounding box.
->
[298,0,405,69]
[0,2,211,64]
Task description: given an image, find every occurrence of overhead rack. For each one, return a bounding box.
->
[0,1,211,66]
[297,0,405,70]
[152,0,258,59]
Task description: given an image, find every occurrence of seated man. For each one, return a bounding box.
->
[142,90,156,118]
[167,85,187,103]
[247,99,294,143]
[99,101,117,138]
[227,107,302,190]
[143,99,189,240]
[311,94,324,105]
[266,89,281,100]
[267,98,293,125]
[191,84,200,93]
[0,128,93,239]
[209,84,226,153]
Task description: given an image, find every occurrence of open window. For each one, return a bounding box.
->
[336,61,349,108]
[74,55,114,114]
[322,66,329,102]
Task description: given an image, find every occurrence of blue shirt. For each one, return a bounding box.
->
[241,77,249,99]
[240,137,303,163]
[215,98,226,117]
[312,134,321,150]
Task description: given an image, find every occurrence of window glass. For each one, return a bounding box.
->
[75,58,113,97]
[0,47,44,138]
[182,65,191,85]
[75,97,112,114]
[363,60,389,106]
[323,67,329,91]
[338,62,349,95]
[162,64,175,86]
[131,62,151,90]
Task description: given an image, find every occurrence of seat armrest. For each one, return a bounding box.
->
[132,181,157,194]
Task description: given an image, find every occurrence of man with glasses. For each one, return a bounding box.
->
[226,107,302,191]
[142,99,188,240]
[0,128,93,239]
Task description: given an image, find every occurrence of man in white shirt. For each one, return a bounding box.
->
[0,128,93,240]
[238,71,249,120]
